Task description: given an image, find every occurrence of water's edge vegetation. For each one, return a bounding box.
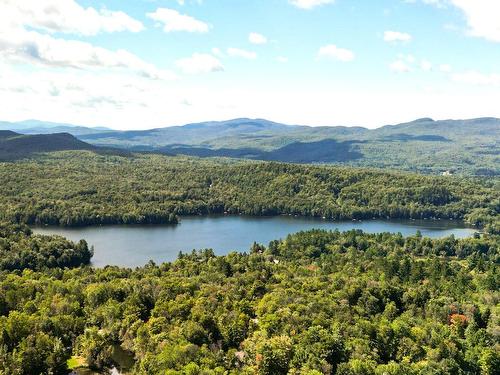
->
[31,216,478,268]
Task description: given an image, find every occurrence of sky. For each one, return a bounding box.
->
[1,0,500,129]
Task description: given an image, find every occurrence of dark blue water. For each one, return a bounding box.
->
[33,215,477,268]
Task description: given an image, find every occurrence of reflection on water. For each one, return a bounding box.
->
[68,345,133,375]
[110,345,134,373]
[69,368,121,375]
[34,215,478,268]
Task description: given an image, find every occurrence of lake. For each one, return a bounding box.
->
[32,215,477,268]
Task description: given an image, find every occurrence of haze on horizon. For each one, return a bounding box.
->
[1,0,500,130]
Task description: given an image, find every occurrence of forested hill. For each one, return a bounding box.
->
[4,117,496,175]
[0,131,132,160]
[0,151,497,232]
[0,131,95,160]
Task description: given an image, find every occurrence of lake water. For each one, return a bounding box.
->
[33,215,477,268]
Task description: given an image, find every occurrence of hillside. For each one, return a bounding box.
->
[79,117,499,175]
[0,151,498,232]
[0,118,498,175]
[0,131,95,160]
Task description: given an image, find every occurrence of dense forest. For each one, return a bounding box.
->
[0,151,498,232]
[0,227,498,374]
[0,222,92,271]
[0,151,498,374]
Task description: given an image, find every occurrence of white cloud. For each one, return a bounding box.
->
[0,0,173,80]
[147,8,209,33]
[212,47,223,57]
[450,0,500,42]
[390,60,412,73]
[400,53,416,63]
[1,0,143,36]
[421,59,433,71]
[176,53,223,74]
[404,0,447,8]
[452,70,500,86]
[417,0,500,42]
[0,30,175,80]
[172,0,204,5]
[390,55,450,74]
[384,30,412,43]
[439,64,452,72]
[249,32,267,45]
[227,48,257,59]
[422,0,447,7]
[289,0,335,9]
[317,45,355,62]
[276,56,289,63]
[425,0,447,7]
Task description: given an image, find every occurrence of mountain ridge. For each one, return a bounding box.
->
[0,117,498,175]
[2,116,498,138]
[0,120,111,136]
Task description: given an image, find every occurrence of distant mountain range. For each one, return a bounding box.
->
[0,118,498,175]
[0,120,110,136]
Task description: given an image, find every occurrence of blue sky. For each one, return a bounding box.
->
[1,0,500,129]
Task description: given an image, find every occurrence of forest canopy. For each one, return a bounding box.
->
[0,222,92,271]
[0,229,498,374]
